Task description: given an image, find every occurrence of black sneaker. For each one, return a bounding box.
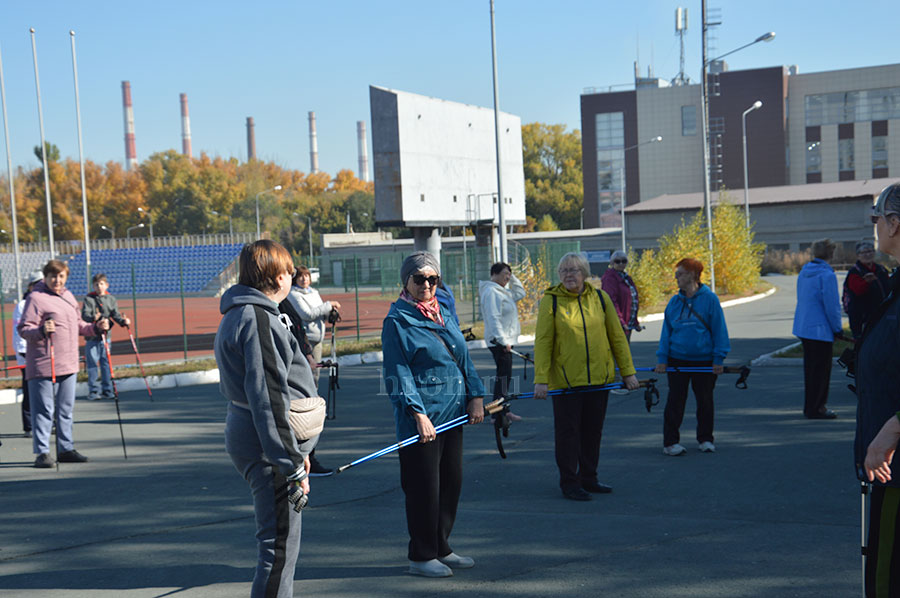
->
[562,487,592,501]
[34,453,55,468]
[308,453,334,477]
[57,450,89,463]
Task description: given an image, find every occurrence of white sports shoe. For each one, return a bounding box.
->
[439,552,475,569]
[663,443,687,456]
[409,559,453,577]
[698,441,716,453]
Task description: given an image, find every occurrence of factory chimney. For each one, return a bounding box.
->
[180,93,192,158]
[121,81,137,170]
[246,116,256,161]
[357,121,369,182]
[308,111,319,174]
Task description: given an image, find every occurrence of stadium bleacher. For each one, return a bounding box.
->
[62,243,244,296]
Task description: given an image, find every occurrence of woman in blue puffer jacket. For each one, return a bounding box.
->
[381,251,485,579]
[792,238,843,419]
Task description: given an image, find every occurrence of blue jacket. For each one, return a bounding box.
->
[381,300,485,440]
[792,259,842,342]
[436,283,459,325]
[854,270,900,486]
[656,284,730,365]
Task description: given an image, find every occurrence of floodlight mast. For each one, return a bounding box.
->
[489,0,507,263]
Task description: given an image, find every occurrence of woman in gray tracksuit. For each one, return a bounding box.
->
[215,240,319,598]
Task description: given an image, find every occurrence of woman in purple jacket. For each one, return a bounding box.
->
[18,260,109,468]
[600,250,643,342]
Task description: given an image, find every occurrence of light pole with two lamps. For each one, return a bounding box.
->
[742,100,763,228]
[137,207,154,246]
[255,185,282,239]
[619,135,663,252]
[700,1,774,291]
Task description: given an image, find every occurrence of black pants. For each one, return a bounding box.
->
[552,389,609,491]
[801,338,833,417]
[398,425,463,562]
[20,359,31,433]
[663,358,717,447]
[488,345,513,401]
[866,485,900,597]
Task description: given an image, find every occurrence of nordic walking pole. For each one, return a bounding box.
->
[48,328,58,472]
[125,325,152,401]
[861,481,869,597]
[102,330,127,459]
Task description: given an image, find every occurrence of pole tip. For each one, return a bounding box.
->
[70,30,75,36]
[29,27,35,33]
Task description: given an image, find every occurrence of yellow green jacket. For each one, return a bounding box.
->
[534,281,636,390]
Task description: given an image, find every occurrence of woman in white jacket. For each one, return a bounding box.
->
[286,266,341,384]
[479,262,526,402]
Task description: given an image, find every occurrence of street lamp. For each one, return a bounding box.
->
[742,100,763,228]
[620,135,662,252]
[126,223,144,238]
[100,225,115,239]
[137,207,154,246]
[255,185,283,238]
[701,2,774,291]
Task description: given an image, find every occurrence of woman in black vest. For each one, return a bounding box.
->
[844,240,890,339]
[856,183,900,597]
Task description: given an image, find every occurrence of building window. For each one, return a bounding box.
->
[806,141,822,175]
[839,138,855,181]
[805,87,900,126]
[873,135,888,177]
[681,105,697,136]
[595,112,625,225]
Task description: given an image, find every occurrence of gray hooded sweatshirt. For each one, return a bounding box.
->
[215,284,318,479]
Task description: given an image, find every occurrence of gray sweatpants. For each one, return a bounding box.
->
[29,374,77,455]
[225,402,302,598]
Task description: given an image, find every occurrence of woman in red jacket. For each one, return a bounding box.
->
[600,250,643,342]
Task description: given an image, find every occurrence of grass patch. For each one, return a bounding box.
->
[639,280,775,318]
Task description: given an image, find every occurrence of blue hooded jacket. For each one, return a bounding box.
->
[656,284,730,365]
[792,259,842,342]
[381,300,485,440]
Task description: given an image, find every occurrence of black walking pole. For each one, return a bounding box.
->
[861,481,870,598]
[102,331,128,459]
[48,331,59,472]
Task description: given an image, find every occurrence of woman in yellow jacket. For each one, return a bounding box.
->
[533,252,639,501]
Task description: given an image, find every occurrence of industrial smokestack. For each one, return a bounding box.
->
[308,111,319,174]
[180,93,192,158]
[246,116,256,161]
[121,81,137,170]
[357,120,369,182]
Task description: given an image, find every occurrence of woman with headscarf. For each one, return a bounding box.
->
[600,250,643,342]
[215,240,320,598]
[533,252,639,501]
[655,258,730,456]
[381,251,485,578]
[792,238,842,419]
[855,183,900,596]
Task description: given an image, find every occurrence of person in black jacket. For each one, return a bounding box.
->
[81,273,130,400]
[856,183,900,597]
[843,241,891,339]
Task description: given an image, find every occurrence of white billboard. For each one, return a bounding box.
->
[370,85,526,227]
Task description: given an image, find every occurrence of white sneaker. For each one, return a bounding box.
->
[698,441,716,453]
[409,559,453,578]
[439,552,475,569]
[663,443,687,456]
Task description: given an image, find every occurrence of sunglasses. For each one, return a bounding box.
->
[613,259,628,264]
[411,274,440,286]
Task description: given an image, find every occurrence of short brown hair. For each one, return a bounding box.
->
[238,240,294,294]
[292,265,311,286]
[675,258,704,280]
[92,273,108,284]
[43,259,69,277]
[811,238,836,260]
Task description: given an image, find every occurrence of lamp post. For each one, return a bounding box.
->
[126,223,144,238]
[742,100,763,229]
[620,135,662,252]
[701,0,774,291]
[137,207,154,246]
[255,185,282,238]
[580,208,585,230]
[101,225,115,239]
[489,0,508,263]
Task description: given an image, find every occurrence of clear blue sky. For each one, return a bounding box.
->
[0,1,895,178]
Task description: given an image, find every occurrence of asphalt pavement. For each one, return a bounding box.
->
[0,274,863,597]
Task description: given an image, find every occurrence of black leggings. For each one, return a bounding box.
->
[662,358,717,447]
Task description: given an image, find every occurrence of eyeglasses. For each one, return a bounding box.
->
[559,268,582,276]
[411,274,440,286]
[613,259,628,264]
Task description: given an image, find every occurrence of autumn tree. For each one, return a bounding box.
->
[521,123,583,230]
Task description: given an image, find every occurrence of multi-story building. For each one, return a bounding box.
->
[580,63,900,229]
